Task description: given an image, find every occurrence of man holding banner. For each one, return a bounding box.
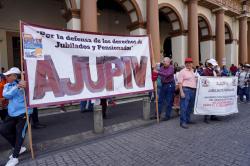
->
[178,58,197,129]
[155,57,175,121]
[0,67,32,166]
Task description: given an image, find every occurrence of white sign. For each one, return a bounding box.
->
[194,77,238,116]
[21,23,153,107]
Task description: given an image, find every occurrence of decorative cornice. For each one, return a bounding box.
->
[127,22,147,31]
[212,7,228,13]
[62,9,80,22]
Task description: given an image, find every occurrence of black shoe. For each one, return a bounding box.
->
[210,116,221,121]
[150,116,157,120]
[162,117,170,121]
[203,119,209,124]
[32,123,46,129]
[103,113,107,119]
[187,121,196,124]
[180,124,189,129]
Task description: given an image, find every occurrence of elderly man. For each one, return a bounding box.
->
[0,67,32,166]
[178,58,197,129]
[154,57,175,121]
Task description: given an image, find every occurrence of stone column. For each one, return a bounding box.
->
[188,0,199,66]
[142,96,150,120]
[80,0,97,32]
[239,16,248,64]
[93,105,104,134]
[80,0,103,133]
[147,0,161,64]
[215,9,225,66]
[248,21,250,63]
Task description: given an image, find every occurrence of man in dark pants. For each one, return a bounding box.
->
[154,57,175,121]
[31,107,46,129]
[101,98,107,119]
[0,67,33,166]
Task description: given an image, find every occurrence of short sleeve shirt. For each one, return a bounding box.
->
[178,68,197,89]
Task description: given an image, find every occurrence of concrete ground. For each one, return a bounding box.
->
[7,102,250,166]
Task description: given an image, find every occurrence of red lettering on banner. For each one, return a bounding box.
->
[60,56,84,95]
[81,56,106,93]
[104,56,124,91]
[131,56,148,87]
[33,55,148,99]
[33,56,64,99]
[121,56,133,89]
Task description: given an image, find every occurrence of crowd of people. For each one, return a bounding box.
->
[152,57,250,129]
[0,59,249,165]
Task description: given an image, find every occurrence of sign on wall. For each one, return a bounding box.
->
[194,76,238,116]
[21,22,153,107]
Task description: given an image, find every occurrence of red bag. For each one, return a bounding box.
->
[152,71,158,81]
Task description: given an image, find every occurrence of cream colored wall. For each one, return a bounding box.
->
[67,18,81,31]
[158,0,188,29]
[198,6,215,35]
[135,0,147,22]
[200,41,214,63]
[172,36,187,65]
[130,28,147,35]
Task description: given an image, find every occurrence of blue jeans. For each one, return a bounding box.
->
[238,87,249,102]
[180,87,196,125]
[158,82,175,119]
[80,100,93,112]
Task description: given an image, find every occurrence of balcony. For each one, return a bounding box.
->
[198,0,242,16]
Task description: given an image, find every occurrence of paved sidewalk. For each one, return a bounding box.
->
[17,103,250,166]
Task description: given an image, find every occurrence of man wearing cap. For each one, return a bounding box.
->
[154,57,175,121]
[0,67,32,166]
[178,58,197,129]
[202,59,221,123]
[238,64,250,104]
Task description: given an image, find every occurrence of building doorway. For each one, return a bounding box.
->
[159,3,184,62]
[163,37,172,58]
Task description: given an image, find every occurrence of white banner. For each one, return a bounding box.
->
[194,77,238,116]
[21,23,153,107]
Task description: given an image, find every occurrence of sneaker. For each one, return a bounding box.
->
[5,157,19,166]
[9,147,26,159]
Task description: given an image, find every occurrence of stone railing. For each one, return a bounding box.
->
[205,0,242,14]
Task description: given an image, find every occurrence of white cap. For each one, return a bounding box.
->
[207,58,218,66]
[3,67,21,76]
[245,64,250,68]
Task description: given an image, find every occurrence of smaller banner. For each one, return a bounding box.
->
[194,77,238,116]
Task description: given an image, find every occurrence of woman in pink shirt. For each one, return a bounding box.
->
[178,58,197,129]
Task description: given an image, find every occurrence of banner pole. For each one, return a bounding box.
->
[149,34,160,123]
[19,21,35,159]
